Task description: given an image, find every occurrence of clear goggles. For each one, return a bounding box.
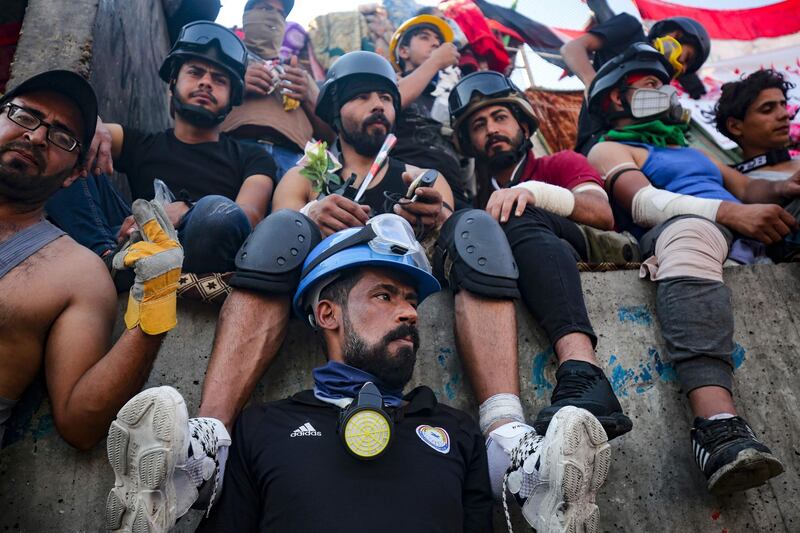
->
[301,213,431,279]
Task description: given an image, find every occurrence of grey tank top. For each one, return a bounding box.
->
[0,219,65,279]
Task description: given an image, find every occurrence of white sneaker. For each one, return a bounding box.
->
[503,406,611,533]
[105,387,230,532]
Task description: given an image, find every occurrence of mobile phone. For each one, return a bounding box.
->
[405,169,438,200]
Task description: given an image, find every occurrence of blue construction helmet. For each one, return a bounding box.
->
[293,214,441,326]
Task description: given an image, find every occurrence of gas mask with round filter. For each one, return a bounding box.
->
[339,382,394,459]
[626,84,690,124]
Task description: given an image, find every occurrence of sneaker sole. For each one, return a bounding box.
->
[708,447,785,496]
[535,408,632,441]
[523,406,611,533]
[106,386,188,532]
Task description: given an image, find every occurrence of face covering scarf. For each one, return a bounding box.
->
[244,5,285,59]
[313,360,405,408]
[599,119,689,148]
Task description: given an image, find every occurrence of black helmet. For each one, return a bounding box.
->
[648,17,710,74]
[586,43,672,115]
[448,71,539,155]
[159,21,247,105]
[315,51,401,129]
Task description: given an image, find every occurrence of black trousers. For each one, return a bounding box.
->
[502,206,597,347]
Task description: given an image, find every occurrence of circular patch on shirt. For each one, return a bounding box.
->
[416,425,450,454]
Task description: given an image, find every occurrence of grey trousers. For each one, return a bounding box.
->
[640,216,735,393]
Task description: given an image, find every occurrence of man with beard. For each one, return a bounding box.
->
[0,70,183,450]
[104,52,611,533]
[44,22,276,277]
[448,70,625,530]
[109,215,607,533]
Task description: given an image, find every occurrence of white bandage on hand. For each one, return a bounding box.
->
[300,200,317,216]
[513,181,575,218]
[632,185,722,227]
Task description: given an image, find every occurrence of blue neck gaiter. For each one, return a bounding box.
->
[313,361,405,408]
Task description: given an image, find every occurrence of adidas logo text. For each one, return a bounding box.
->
[291,422,322,437]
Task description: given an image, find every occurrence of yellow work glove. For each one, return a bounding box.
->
[113,199,184,335]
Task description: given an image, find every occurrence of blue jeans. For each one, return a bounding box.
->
[241,140,302,183]
[45,174,251,273]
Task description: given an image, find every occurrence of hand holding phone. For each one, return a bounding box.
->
[405,169,439,201]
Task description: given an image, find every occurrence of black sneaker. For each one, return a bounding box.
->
[534,360,632,440]
[691,416,784,495]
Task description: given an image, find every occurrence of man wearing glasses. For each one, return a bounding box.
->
[43,22,276,283]
[0,70,183,450]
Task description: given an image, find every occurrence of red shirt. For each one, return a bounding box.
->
[518,150,603,191]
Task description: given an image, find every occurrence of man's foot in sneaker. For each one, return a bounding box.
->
[534,359,632,440]
[105,386,231,532]
[691,416,784,495]
[502,406,611,533]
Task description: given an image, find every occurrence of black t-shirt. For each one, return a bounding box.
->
[393,82,472,207]
[575,13,647,154]
[341,157,408,215]
[116,128,276,202]
[197,387,494,533]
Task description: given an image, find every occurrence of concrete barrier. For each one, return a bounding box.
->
[2,264,799,531]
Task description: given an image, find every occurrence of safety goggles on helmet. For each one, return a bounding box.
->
[173,21,248,69]
[652,36,685,78]
[449,70,521,120]
[301,214,430,278]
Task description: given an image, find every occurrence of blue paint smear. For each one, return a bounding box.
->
[437,347,461,400]
[607,347,678,397]
[732,344,746,369]
[530,347,555,397]
[617,305,653,327]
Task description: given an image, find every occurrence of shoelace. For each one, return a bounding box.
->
[695,417,757,451]
[501,431,543,533]
[187,419,226,516]
[551,371,599,403]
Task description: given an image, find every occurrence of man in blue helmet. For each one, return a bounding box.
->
[586,44,790,495]
[107,214,606,532]
[43,21,276,281]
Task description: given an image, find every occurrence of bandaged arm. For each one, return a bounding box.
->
[632,185,722,227]
[513,181,575,217]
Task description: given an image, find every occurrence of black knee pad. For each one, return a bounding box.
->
[230,209,322,294]
[435,209,520,299]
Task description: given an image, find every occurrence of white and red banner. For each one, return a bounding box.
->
[634,0,800,62]
[634,0,800,41]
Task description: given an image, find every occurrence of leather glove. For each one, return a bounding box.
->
[114,199,184,335]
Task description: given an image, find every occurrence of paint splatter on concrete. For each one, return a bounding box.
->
[617,305,653,326]
[605,344,746,397]
[436,347,462,401]
[530,347,555,398]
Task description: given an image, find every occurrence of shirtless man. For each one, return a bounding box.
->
[0,70,182,449]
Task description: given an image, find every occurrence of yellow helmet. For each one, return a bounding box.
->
[388,15,454,72]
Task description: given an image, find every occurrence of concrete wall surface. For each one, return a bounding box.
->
[2,264,799,532]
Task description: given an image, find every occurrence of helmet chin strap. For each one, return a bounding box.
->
[170,88,229,128]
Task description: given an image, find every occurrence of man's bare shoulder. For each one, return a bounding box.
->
[44,236,116,301]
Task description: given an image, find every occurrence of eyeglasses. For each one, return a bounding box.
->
[1,103,81,152]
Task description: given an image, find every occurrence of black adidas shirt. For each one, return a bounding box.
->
[116,127,276,202]
[197,386,494,533]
